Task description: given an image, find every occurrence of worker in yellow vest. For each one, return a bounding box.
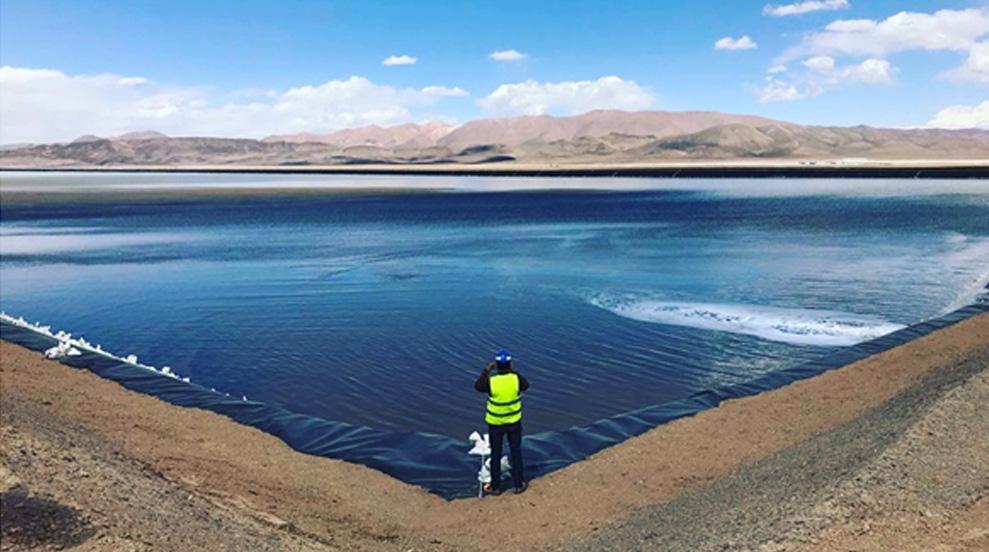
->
[475,349,529,495]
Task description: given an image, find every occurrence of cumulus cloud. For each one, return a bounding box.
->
[803,56,895,84]
[715,36,758,51]
[926,100,989,129]
[0,66,466,143]
[420,85,469,97]
[117,76,149,86]
[382,54,417,66]
[229,87,278,99]
[763,0,849,17]
[767,8,989,91]
[784,8,989,61]
[489,49,527,61]
[479,76,654,116]
[757,77,814,103]
[944,41,989,84]
[756,57,894,103]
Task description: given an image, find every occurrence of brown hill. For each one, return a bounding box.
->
[115,130,169,141]
[437,110,782,150]
[0,137,511,167]
[611,124,989,161]
[70,134,104,144]
[2,110,987,167]
[265,122,453,148]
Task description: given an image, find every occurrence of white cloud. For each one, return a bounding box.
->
[0,66,466,143]
[715,36,758,51]
[489,49,527,61]
[479,76,654,116]
[803,56,896,84]
[229,87,278,99]
[117,76,149,86]
[945,41,989,84]
[420,85,469,97]
[926,100,989,129]
[756,57,894,103]
[771,8,989,89]
[382,54,417,66]
[763,0,849,17]
[785,8,989,60]
[757,77,816,103]
[768,64,788,73]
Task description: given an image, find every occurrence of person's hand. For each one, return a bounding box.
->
[483,362,496,374]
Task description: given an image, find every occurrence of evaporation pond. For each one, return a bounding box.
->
[1,172,987,438]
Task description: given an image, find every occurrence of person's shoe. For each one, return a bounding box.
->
[482,483,502,496]
[513,482,528,495]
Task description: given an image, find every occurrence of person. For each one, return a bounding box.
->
[474,349,529,495]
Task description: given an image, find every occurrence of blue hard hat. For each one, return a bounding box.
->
[495,350,512,363]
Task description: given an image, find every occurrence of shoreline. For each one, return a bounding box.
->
[3,160,989,179]
[2,314,987,550]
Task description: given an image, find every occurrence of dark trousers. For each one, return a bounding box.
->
[488,422,524,490]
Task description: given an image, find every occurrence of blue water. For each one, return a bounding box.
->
[2,173,987,439]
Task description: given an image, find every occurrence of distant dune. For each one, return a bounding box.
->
[2,110,987,168]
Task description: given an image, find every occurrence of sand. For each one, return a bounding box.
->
[2,313,987,551]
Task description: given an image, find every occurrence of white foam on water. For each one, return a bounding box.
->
[936,235,989,315]
[589,295,907,347]
[44,340,81,359]
[0,231,195,255]
[0,312,192,383]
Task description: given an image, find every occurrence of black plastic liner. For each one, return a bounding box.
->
[3,301,986,499]
[6,166,989,179]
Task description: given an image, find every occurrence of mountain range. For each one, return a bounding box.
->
[2,110,987,168]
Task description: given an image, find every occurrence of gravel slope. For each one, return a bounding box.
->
[566,346,989,552]
[1,395,338,552]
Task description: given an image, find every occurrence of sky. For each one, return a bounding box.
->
[1,0,988,143]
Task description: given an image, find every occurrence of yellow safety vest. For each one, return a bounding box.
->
[485,372,522,425]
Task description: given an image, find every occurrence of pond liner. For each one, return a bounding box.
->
[2,301,987,500]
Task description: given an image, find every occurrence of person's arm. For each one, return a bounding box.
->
[474,362,494,392]
[517,373,530,392]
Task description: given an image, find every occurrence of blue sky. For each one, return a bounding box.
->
[1,0,988,142]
